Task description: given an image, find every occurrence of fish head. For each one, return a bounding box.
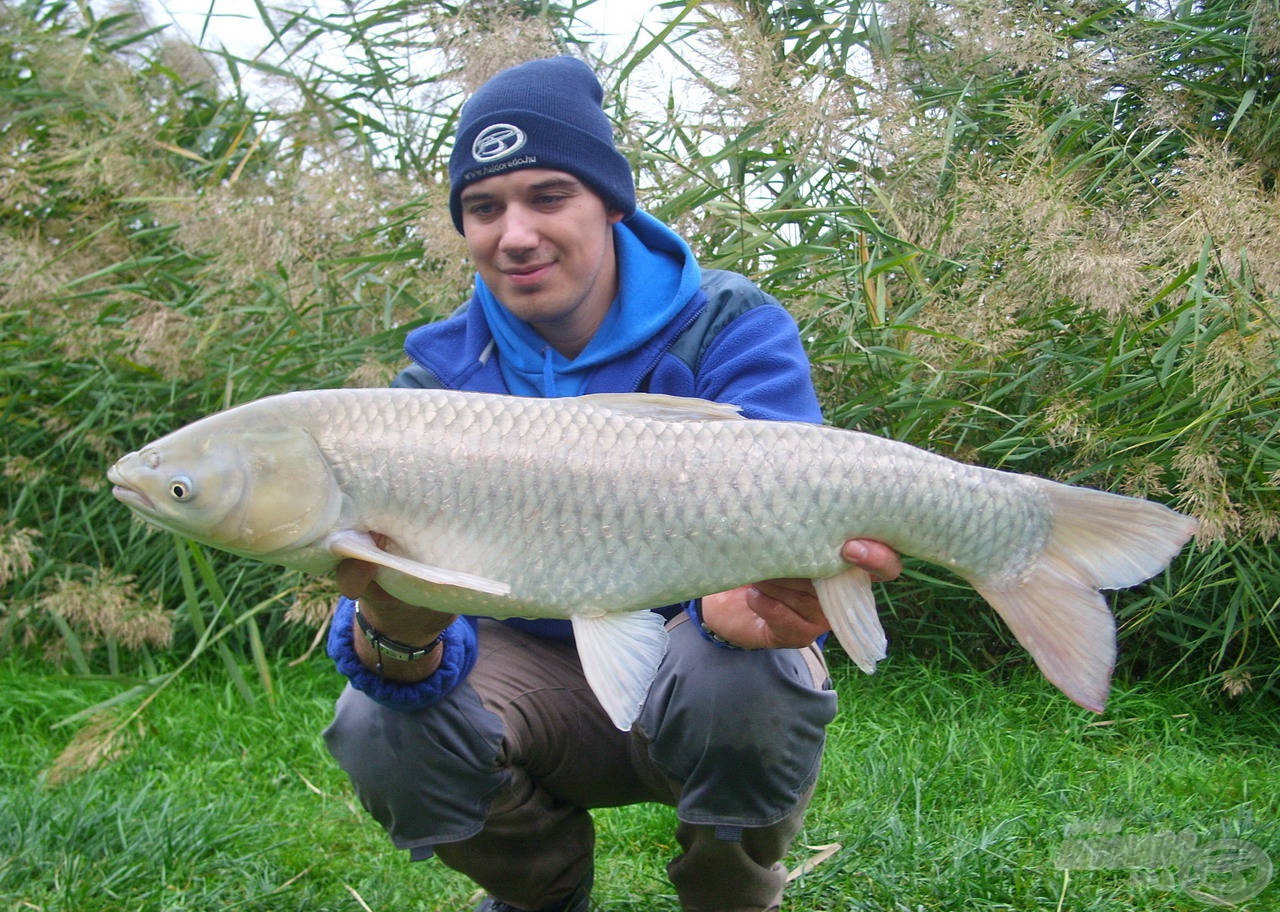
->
[108,421,344,558]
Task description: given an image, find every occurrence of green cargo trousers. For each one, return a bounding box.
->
[324,614,837,911]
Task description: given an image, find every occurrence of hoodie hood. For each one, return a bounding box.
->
[474,210,702,398]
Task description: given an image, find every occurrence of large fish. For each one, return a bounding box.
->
[107,389,1196,729]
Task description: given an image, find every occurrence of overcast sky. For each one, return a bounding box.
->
[135,0,679,122]
[142,0,660,60]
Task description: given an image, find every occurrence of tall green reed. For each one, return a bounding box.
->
[1,0,1275,705]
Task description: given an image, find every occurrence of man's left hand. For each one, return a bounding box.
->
[698,539,901,650]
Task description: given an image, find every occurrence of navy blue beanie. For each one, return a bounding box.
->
[448,56,637,233]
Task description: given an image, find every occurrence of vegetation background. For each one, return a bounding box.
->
[1,0,1277,909]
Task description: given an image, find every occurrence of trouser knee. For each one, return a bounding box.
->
[323,682,506,854]
[637,617,838,828]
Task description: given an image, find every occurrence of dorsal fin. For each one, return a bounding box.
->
[577,393,745,422]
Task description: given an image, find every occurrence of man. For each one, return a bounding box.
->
[323,56,900,912]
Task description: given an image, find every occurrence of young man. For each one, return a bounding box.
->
[323,56,900,912]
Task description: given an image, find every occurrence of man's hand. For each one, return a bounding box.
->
[337,534,457,681]
[699,539,901,650]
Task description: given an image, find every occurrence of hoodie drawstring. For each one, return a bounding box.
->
[542,348,557,397]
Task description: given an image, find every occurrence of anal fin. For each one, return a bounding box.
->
[571,611,669,731]
[814,566,887,674]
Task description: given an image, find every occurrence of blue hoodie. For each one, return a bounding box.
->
[397,211,823,422]
[328,211,824,709]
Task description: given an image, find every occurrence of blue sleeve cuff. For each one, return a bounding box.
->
[327,597,478,711]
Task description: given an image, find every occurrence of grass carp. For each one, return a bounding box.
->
[107,388,1197,730]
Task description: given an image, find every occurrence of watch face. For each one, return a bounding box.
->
[382,643,419,662]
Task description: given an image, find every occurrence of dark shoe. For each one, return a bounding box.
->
[472,872,592,912]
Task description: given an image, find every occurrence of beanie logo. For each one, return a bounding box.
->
[472,123,527,163]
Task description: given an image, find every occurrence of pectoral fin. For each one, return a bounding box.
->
[325,529,511,597]
[814,566,887,674]
[571,611,669,731]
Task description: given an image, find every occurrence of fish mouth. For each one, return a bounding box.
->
[107,462,156,513]
[111,484,156,512]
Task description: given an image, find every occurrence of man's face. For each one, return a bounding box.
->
[459,168,623,358]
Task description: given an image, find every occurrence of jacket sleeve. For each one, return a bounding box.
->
[392,363,444,389]
[691,279,824,424]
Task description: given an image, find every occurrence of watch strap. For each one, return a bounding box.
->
[354,602,445,664]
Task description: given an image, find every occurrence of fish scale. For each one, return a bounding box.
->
[108,387,1197,730]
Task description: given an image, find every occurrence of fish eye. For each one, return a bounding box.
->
[169,476,195,502]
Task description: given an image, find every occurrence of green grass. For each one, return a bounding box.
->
[3,654,1275,911]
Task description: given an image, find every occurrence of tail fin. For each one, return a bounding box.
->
[968,482,1196,712]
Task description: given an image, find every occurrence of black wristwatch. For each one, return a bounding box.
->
[354,602,445,663]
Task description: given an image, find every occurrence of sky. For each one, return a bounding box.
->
[136,0,676,118]
[141,0,662,62]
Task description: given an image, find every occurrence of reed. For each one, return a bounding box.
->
[1,0,1275,703]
